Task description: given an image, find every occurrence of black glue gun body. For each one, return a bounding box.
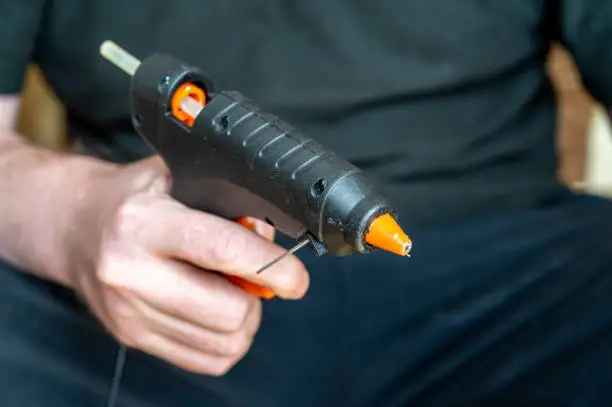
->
[130,53,401,257]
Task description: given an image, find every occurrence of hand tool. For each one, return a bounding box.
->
[100,40,413,407]
[99,40,412,300]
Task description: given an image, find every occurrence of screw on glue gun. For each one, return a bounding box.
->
[99,41,412,300]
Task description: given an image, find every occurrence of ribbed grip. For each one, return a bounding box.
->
[192,91,361,228]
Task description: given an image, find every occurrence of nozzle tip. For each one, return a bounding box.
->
[365,213,412,256]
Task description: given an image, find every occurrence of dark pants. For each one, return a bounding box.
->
[1,191,612,407]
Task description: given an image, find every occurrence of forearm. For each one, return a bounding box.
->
[0,132,118,287]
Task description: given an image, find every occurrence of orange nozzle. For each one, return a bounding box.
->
[365,213,412,256]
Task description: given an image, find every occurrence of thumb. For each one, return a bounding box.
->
[122,155,171,195]
[140,205,309,300]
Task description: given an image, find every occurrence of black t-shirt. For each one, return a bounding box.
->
[1,0,611,226]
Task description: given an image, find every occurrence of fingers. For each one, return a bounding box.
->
[92,158,305,377]
[101,258,262,375]
[119,196,309,299]
[133,331,245,376]
[132,292,262,356]
[104,256,256,333]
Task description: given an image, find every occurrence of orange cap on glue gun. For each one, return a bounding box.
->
[171,82,207,127]
[365,213,412,256]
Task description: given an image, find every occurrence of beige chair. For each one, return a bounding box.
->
[17,66,67,150]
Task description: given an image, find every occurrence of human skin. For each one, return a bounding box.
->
[0,95,310,376]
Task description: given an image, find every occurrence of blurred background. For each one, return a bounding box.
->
[16,45,612,196]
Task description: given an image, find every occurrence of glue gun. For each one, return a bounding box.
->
[100,41,412,299]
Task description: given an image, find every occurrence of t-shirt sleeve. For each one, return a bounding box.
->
[559,0,612,107]
[0,0,47,94]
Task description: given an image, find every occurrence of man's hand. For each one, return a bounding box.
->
[65,156,309,376]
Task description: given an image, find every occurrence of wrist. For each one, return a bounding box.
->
[0,137,121,288]
[43,155,120,288]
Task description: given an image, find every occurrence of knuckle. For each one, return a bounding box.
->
[209,227,248,269]
[221,331,252,356]
[96,256,120,286]
[111,199,147,238]
[172,357,218,376]
[106,302,144,349]
[114,326,139,348]
[96,255,132,289]
[207,359,235,377]
[220,312,245,333]
[127,331,161,354]
[218,298,251,332]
